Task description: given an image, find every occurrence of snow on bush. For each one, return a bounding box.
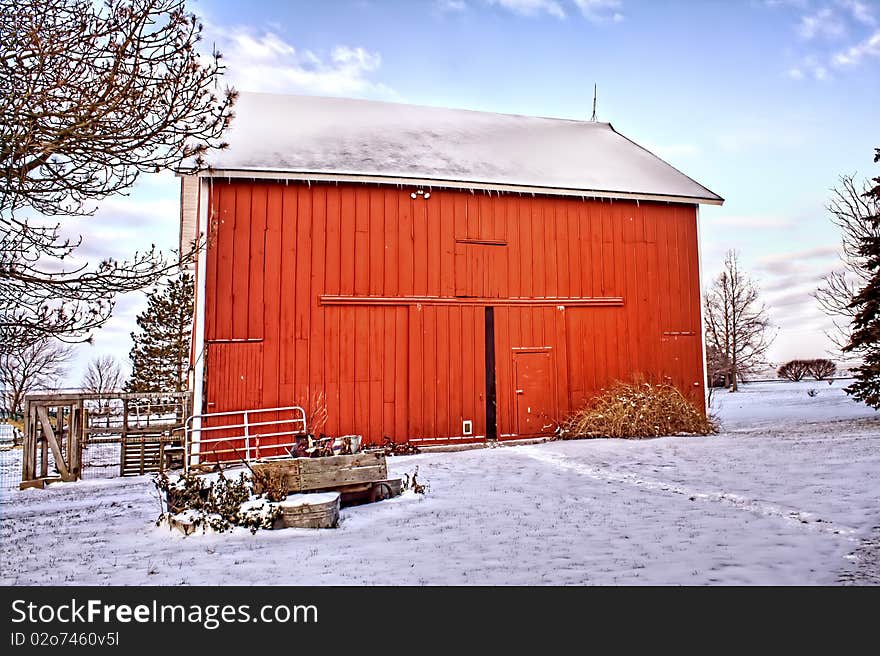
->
[153,470,282,535]
[558,381,715,439]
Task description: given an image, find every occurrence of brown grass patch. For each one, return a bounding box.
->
[559,381,716,439]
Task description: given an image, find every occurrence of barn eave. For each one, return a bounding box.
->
[179,168,724,206]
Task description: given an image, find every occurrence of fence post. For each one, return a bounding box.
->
[22,398,33,481]
[244,411,251,462]
[39,412,48,478]
[120,398,129,477]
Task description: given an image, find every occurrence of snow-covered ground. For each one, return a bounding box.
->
[1,379,878,585]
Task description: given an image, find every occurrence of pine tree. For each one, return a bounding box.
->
[843,148,880,408]
[126,272,194,393]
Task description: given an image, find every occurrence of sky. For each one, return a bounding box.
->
[57,0,880,386]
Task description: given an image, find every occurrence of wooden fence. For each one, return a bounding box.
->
[21,391,192,489]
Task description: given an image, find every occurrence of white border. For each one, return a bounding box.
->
[696,205,710,413]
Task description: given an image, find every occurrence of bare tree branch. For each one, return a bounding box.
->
[814,174,880,353]
[81,354,125,394]
[0,337,74,414]
[0,0,234,353]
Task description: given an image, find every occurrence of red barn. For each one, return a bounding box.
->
[179,93,722,454]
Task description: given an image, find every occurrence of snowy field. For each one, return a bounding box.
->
[1,379,878,585]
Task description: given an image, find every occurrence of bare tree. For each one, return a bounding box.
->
[0,0,235,353]
[777,360,810,382]
[814,174,880,353]
[81,355,125,395]
[806,358,836,381]
[704,250,774,392]
[0,338,74,415]
[705,343,728,388]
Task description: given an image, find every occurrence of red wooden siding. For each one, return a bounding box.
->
[201,181,705,447]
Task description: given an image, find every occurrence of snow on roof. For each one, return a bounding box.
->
[202,92,723,205]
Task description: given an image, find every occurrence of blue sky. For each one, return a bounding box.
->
[63,0,880,385]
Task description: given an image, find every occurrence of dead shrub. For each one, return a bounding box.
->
[252,467,288,501]
[559,381,716,439]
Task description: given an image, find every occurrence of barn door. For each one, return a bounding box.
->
[513,349,556,436]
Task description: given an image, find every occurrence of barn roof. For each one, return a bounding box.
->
[199,92,723,205]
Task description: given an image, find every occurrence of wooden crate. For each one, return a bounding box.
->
[252,452,388,495]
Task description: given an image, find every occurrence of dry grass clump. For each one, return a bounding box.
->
[559,381,716,439]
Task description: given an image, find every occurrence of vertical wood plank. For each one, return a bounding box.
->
[263,185,283,407]
[214,184,237,340]
[232,185,252,340]
[280,186,298,386]
[369,188,384,296]
[248,185,266,340]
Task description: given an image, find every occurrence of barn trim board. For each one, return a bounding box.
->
[197,170,725,207]
[181,93,723,457]
[319,295,624,307]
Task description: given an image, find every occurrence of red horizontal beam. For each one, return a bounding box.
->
[319,295,624,307]
[455,238,508,246]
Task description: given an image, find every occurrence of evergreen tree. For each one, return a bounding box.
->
[843,148,880,408]
[126,272,194,393]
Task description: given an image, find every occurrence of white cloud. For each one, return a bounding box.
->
[797,8,847,40]
[757,246,839,276]
[436,0,467,10]
[837,0,876,26]
[461,1,626,22]
[486,0,566,19]
[787,54,834,80]
[813,63,830,78]
[711,215,797,230]
[206,25,394,98]
[574,0,624,23]
[768,0,877,79]
[832,29,880,65]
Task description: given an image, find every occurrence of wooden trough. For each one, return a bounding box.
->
[276,492,340,529]
[252,451,402,507]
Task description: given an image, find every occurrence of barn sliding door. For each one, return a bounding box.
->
[407,304,486,443]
